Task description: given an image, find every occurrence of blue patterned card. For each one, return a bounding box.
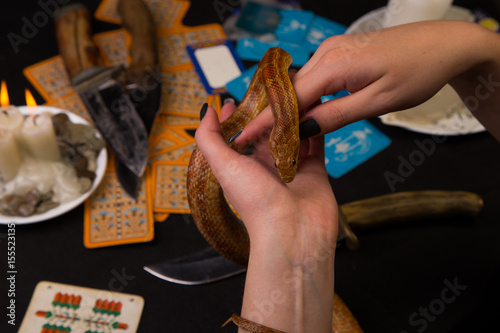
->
[236,38,311,66]
[275,9,315,43]
[225,64,258,102]
[324,120,391,178]
[305,16,347,52]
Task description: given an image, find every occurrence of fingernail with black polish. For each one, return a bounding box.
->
[299,118,321,140]
[199,103,208,121]
[228,129,243,143]
[243,142,254,155]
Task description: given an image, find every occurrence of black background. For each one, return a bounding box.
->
[1,0,500,332]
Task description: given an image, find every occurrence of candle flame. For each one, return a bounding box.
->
[1,80,9,107]
[25,89,37,119]
[25,89,37,107]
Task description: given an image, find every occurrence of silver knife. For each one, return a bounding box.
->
[144,247,246,285]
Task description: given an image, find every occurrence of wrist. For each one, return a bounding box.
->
[240,218,337,333]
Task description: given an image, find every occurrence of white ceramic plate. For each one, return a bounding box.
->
[346,6,485,136]
[0,106,107,225]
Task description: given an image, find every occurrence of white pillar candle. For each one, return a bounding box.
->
[21,113,61,162]
[0,105,24,140]
[386,0,454,27]
[0,129,23,182]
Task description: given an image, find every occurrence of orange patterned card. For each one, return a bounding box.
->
[154,212,170,222]
[45,91,93,123]
[23,56,73,102]
[95,0,190,29]
[93,29,132,67]
[157,24,226,71]
[149,126,194,155]
[158,68,210,118]
[19,281,144,333]
[150,141,196,163]
[84,170,154,248]
[151,160,190,214]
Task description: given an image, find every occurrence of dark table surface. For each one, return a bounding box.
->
[2,0,500,332]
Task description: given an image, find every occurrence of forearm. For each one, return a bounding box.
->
[239,230,336,333]
[449,23,500,141]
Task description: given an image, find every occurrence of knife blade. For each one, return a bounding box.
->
[144,247,246,285]
[114,0,161,197]
[145,190,483,284]
[54,3,157,198]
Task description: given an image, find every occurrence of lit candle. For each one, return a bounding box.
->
[0,129,23,182]
[21,89,61,162]
[386,0,454,27]
[0,81,23,139]
[21,114,61,162]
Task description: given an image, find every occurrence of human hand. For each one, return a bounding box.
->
[195,102,338,252]
[196,102,339,331]
[234,20,500,145]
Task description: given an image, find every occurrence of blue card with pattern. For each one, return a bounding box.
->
[324,120,391,178]
[225,64,258,102]
[305,16,347,52]
[236,38,311,66]
[275,9,315,43]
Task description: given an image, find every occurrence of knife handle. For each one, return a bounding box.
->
[340,191,484,230]
[117,0,158,85]
[54,4,100,79]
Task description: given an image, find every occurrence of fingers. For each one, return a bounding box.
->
[307,134,325,162]
[234,39,365,144]
[233,106,274,145]
[195,106,242,184]
[297,94,367,138]
[220,98,237,122]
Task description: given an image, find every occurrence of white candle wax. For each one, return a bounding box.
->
[21,113,61,161]
[0,129,23,182]
[0,105,24,139]
[387,0,454,27]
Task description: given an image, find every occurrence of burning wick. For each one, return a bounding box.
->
[24,88,37,120]
[1,80,9,107]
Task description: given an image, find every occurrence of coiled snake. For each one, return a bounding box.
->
[187,47,363,332]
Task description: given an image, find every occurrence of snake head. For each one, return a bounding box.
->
[270,139,299,183]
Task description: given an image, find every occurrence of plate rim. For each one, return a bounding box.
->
[0,106,107,225]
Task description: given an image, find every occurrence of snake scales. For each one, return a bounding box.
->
[187,47,363,332]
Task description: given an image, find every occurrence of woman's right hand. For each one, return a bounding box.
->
[234,20,500,144]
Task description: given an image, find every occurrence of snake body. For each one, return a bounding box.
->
[187,47,362,332]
